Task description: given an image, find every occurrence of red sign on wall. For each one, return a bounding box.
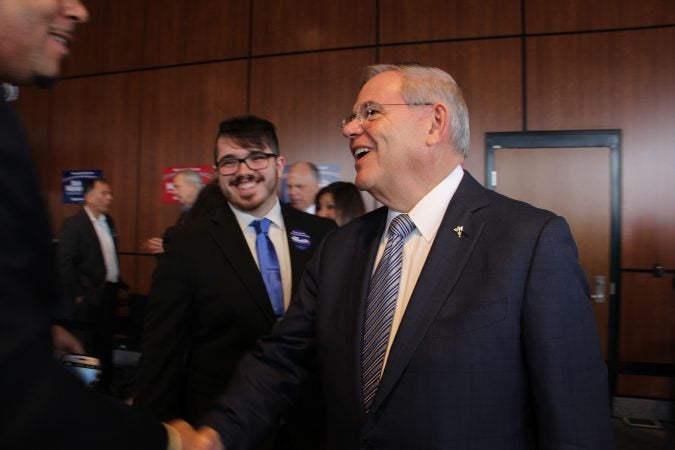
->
[162,166,214,204]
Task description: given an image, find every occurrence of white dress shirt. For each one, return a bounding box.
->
[373,165,465,368]
[231,199,292,309]
[84,206,119,283]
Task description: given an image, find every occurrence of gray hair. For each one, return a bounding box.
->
[362,63,470,157]
[174,169,204,189]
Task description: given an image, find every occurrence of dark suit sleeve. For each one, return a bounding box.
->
[58,216,84,299]
[0,101,167,449]
[134,226,193,421]
[200,237,325,450]
[522,216,614,449]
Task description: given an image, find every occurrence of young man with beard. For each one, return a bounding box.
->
[135,115,336,450]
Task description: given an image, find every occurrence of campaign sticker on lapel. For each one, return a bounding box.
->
[290,230,311,250]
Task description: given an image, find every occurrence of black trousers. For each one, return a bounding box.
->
[84,282,118,390]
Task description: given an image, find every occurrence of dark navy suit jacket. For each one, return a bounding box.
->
[204,171,615,450]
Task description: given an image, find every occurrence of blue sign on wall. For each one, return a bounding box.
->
[62,170,103,204]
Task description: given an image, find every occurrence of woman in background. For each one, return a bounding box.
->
[315,181,365,226]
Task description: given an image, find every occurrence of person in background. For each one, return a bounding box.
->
[286,161,321,214]
[315,181,365,226]
[183,179,226,223]
[58,177,125,393]
[0,1,218,448]
[197,63,615,450]
[134,115,335,450]
[143,169,205,254]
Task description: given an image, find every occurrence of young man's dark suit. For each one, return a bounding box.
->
[58,207,125,387]
[203,171,614,450]
[0,90,165,448]
[135,201,336,449]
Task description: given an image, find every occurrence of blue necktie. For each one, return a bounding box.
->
[251,218,284,317]
[362,213,416,413]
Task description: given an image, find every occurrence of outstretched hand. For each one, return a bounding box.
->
[168,419,224,450]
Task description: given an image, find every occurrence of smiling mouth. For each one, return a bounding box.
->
[48,30,72,48]
[230,175,261,190]
[353,148,371,160]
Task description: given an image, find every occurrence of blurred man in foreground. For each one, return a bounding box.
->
[0,1,219,448]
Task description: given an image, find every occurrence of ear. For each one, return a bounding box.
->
[276,155,286,178]
[425,103,449,147]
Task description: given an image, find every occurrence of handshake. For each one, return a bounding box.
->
[166,419,224,450]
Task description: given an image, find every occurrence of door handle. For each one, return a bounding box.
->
[591,275,605,302]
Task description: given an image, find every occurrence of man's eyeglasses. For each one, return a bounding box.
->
[215,152,279,176]
[340,102,433,128]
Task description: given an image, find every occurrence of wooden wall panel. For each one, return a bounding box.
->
[252,0,376,55]
[379,39,523,182]
[380,0,521,44]
[143,0,250,67]
[134,60,248,293]
[617,375,675,400]
[47,74,143,254]
[249,49,376,194]
[526,0,675,34]
[526,28,675,268]
[61,0,146,76]
[12,87,53,171]
[619,273,675,364]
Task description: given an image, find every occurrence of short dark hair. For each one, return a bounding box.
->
[213,115,280,162]
[82,177,108,195]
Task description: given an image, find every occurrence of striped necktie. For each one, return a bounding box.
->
[361,213,416,413]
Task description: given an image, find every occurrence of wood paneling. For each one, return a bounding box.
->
[12,86,53,171]
[47,73,143,253]
[619,273,675,364]
[143,0,249,67]
[617,375,675,400]
[135,60,248,293]
[380,0,521,44]
[379,39,523,182]
[526,0,675,34]
[61,0,146,76]
[249,49,375,187]
[252,0,376,55]
[526,28,675,268]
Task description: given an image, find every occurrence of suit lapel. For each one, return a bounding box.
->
[207,204,277,323]
[368,172,490,414]
[79,208,104,261]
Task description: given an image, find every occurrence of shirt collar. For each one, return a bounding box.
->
[386,164,464,243]
[230,198,284,231]
[84,206,105,223]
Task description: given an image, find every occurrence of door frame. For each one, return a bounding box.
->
[484,129,622,395]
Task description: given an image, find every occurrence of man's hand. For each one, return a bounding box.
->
[51,325,84,358]
[142,237,165,254]
[167,419,224,450]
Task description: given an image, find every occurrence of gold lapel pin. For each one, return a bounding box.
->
[453,225,464,238]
